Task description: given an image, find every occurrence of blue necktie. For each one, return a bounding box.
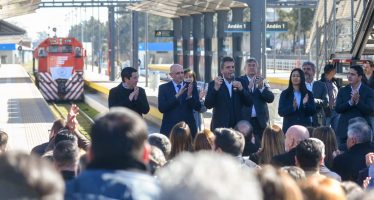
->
[177,84,181,93]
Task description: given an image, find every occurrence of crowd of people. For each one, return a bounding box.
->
[0,56,374,199]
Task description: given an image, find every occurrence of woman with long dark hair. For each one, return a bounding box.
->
[278,68,316,132]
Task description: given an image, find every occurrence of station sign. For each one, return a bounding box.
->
[225,22,251,32]
[224,21,288,32]
[155,30,174,37]
[266,22,288,32]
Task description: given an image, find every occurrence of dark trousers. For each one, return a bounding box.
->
[250,117,264,141]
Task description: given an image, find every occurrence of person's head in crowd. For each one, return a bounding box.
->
[54,128,78,146]
[213,128,245,156]
[184,69,197,84]
[220,56,235,81]
[287,68,308,96]
[158,151,263,200]
[235,120,253,138]
[149,146,166,175]
[302,61,316,83]
[363,60,373,77]
[121,67,139,89]
[258,124,285,164]
[148,133,171,160]
[348,65,365,87]
[312,126,338,168]
[169,64,184,84]
[347,122,372,150]
[340,181,364,200]
[53,140,79,180]
[0,152,64,199]
[169,122,193,159]
[194,129,215,151]
[285,125,309,152]
[295,138,323,175]
[323,64,336,81]
[299,176,346,200]
[245,58,259,77]
[87,107,150,169]
[49,119,66,140]
[281,166,306,182]
[256,165,303,200]
[0,130,8,154]
[348,116,368,126]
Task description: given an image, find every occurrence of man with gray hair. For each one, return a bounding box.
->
[302,61,329,127]
[234,120,260,156]
[157,151,263,200]
[333,122,374,181]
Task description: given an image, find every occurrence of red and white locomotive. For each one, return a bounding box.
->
[33,37,85,101]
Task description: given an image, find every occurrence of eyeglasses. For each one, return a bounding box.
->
[174,71,184,75]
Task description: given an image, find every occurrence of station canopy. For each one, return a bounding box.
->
[128,0,248,18]
[0,0,40,20]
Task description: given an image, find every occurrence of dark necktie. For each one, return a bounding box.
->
[177,84,181,93]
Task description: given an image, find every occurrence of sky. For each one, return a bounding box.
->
[7,7,108,40]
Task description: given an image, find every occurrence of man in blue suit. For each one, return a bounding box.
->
[158,64,201,137]
[205,56,252,131]
[240,58,274,139]
[335,65,374,149]
[302,61,329,127]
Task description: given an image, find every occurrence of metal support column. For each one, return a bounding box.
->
[192,14,203,80]
[247,0,267,77]
[232,7,244,77]
[182,16,191,69]
[217,10,228,67]
[108,6,116,81]
[173,18,181,64]
[204,12,214,82]
[132,10,139,70]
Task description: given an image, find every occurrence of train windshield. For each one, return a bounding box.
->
[47,45,73,53]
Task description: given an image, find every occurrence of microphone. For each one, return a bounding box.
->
[231,73,238,91]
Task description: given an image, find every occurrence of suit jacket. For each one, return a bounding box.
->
[332,142,374,182]
[108,84,150,116]
[311,81,329,127]
[270,148,297,167]
[239,76,275,129]
[278,90,316,132]
[204,79,252,131]
[335,83,374,140]
[158,81,201,137]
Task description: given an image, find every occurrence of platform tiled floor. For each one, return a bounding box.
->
[0,64,54,152]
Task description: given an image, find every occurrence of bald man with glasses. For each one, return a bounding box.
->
[158,64,201,137]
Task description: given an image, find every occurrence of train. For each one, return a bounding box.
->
[33,37,85,101]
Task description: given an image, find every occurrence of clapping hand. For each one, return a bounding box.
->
[199,89,206,100]
[176,84,187,98]
[303,93,309,105]
[66,104,79,131]
[352,90,360,105]
[256,76,264,89]
[293,97,298,110]
[232,80,243,91]
[187,83,194,97]
[129,87,139,101]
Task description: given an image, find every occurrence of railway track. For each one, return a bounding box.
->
[49,101,98,138]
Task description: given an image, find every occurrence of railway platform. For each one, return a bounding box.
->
[0,64,55,152]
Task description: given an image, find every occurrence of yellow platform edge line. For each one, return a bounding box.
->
[84,79,163,121]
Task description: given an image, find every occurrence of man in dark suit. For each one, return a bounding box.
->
[302,61,329,127]
[332,122,374,182]
[108,67,150,116]
[271,125,309,167]
[240,58,274,139]
[158,64,201,137]
[205,56,252,131]
[335,65,374,148]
